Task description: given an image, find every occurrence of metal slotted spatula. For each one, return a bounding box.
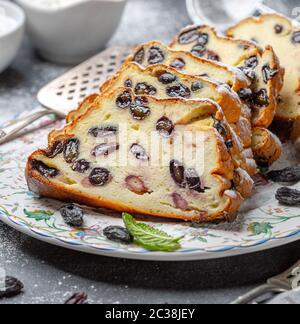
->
[0,46,131,145]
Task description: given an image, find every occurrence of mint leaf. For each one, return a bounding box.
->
[248,222,273,236]
[24,209,54,221]
[122,213,183,252]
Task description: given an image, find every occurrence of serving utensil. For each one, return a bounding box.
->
[0,46,131,145]
[232,259,300,304]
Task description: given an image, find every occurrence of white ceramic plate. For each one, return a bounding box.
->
[0,119,300,261]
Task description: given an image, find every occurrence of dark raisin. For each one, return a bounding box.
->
[262,65,278,84]
[72,159,91,173]
[191,81,203,92]
[130,103,151,120]
[88,125,118,138]
[125,176,149,195]
[103,226,133,244]
[156,116,174,137]
[244,56,259,69]
[91,143,120,157]
[60,204,84,227]
[65,292,88,305]
[275,24,283,34]
[206,50,220,61]
[63,138,80,164]
[199,73,209,78]
[89,168,111,186]
[292,31,300,44]
[148,46,165,64]
[170,160,185,188]
[225,140,234,149]
[276,187,300,206]
[31,159,59,178]
[238,88,253,101]
[170,58,186,70]
[0,276,24,299]
[134,96,149,107]
[178,28,199,44]
[130,144,149,161]
[191,44,206,57]
[251,173,269,187]
[134,82,157,96]
[267,166,300,183]
[213,120,227,137]
[116,90,132,109]
[133,48,145,64]
[185,168,206,193]
[198,33,209,45]
[166,84,191,98]
[241,67,257,81]
[45,141,63,158]
[253,89,270,107]
[124,79,133,88]
[158,72,177,84]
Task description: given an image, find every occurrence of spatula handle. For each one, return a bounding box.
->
[0,109,54,145]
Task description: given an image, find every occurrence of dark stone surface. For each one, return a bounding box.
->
[0,0,299,304]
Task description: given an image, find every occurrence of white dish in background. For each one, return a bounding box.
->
[0,0,25,74]
[15,0,127,64]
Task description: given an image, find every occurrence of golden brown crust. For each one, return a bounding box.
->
[26,88,245,223]
[252,127,282,166]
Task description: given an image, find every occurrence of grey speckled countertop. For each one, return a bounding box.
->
[0,0,300,305]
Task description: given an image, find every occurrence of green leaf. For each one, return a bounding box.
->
[248,222,273,236]
[24,209,54,221]
[122,213,183,252]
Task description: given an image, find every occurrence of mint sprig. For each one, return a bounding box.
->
[122,213,183,252]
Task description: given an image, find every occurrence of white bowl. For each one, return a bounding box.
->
[0,0,25,74]
[15,0,127,64]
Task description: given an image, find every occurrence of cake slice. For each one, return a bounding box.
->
[125,41,251,93]
[26,87,245,223]
[98,62,256,177]
[170,25,284,128]
[227,13,300,121]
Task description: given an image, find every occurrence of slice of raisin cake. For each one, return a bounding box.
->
[227,14,300,121]
[125,41,282,166]
[98,62,257,177]
[26,88,245,222]
[170,25,284,128]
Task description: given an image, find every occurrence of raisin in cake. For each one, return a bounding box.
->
[170,25,284,128]
[227,14,300,121]
[99,62,256,177]
[26,87,246,222]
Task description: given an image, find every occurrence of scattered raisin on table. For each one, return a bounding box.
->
[60,204,84,227]
[267,166,300,183]
[64,292,88,305]
[0,276,24,299]
[31,159,60,178]
[276,187,300,206]
[103,226,133,244]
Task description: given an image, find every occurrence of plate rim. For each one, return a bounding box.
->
[1,207,300,261]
